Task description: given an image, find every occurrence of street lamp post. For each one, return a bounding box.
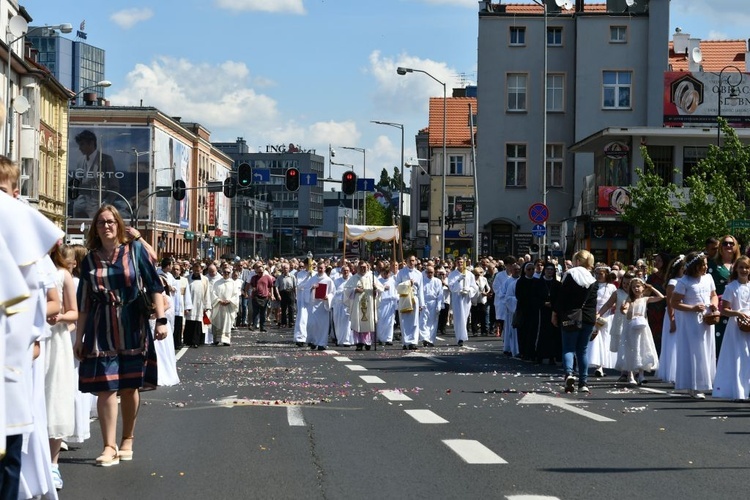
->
[341,146,366,224]
[371,120,404,252]
[396,66,447,259]
[717,65,743,146]
[117,147,149,226]
[5,17,73,157]
[531,0,548,256]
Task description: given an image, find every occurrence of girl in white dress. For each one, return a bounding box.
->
[152,275,180,386]
[589,267,617,377]
[597,272,633,382]
[713,256,750,400]
[670,252,718,399]
[657,255,685,384]
[46,245,79,489]
[618,277,663,386]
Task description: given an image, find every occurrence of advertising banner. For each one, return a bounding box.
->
[154,129,191,228]
[67,126,150,223]
[664,71,750,126]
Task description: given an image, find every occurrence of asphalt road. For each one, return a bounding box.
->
[58,325,750,499]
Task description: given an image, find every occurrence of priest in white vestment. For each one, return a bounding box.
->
[306,262,335,350]
[395,256,425,350]
[447,257,478,346]
[332,265,353,346]
[211,267,240,346]
[345,262,383,350]
[420,266,444,347]
[293,259,313,347]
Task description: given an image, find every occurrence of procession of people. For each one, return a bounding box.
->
[6,138,750,498]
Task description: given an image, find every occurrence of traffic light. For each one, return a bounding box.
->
[342,171,357,195]
[223,177,237,198]
[285,167,300,192]
[69,178,80,201]
[172,179,186,201]
[238,163,252,187]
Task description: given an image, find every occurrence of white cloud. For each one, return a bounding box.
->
[368,50,463,115]
[706,30,731,41]
[107,56,359,162]
[671,0,750,37]
[110,8,154,29]
[214,0,306,14]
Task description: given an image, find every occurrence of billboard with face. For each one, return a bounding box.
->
[154,129,191,228]
[67,126,150,223]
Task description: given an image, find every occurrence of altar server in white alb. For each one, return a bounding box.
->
[332,265,353,346]
[395,256,425,350]
[448,257,478,346]
[306,262,335,350]
[184,262,212,348]
[211,266,240,346]
[420,265,444,347]
[376,263,398,345]
[345,261,383,351]
[293,259,314,347]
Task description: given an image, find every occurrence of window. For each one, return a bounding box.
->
[506,144,527,187]
[547,27,562,46]
[546,144,564,187]
[546,74,564,112]
[603,71,632,109]
[682,146,708,185]
[449,156,464,175]
[507,73,527,111]
[610,26,627,43]
[646,145,674,186]
[510,27,525,46]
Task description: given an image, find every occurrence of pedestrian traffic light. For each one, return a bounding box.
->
[342,171,357,195]
[238,163,252,187]
[172,179,186,201]
[223,177,237,198]
[285,167,300,192]
[69,178,80,201]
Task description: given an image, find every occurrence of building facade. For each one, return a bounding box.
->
[68,106,233,259]
[476,0,669,262]
[213,137,325,257]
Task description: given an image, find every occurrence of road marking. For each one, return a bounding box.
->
[404,352,448,363]
[333,356,352,362]
[346,365,367,371]
[404,409,448,424]
[360,375,385,384]
[460,345,477,351]
[506,496,560,500]
[326,350,340,355]
[443,439,508,464]
[379,390,413,401]
[287,406,306,426]
[230,355,274,360]
[518,393,616,422]
[638,386,668,395]
[175,347,188,361]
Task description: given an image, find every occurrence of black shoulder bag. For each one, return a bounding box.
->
[131,242,156,317]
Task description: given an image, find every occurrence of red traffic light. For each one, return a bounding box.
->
[342,170,357,195]
[289,169,297,176]
[285,167,300,192]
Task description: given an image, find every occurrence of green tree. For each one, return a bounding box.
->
[623,124,750,253]
[364,193,390,226]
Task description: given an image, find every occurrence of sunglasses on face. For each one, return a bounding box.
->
[722,241,735,247]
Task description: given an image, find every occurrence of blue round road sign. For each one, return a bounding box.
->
[528,203,549,224]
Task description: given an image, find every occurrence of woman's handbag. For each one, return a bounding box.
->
[131,242,155,317]
[561,309,583,332]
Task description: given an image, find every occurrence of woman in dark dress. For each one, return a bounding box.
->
[515,262,542,360]
[536,262,562,364]
[74,205,166,466]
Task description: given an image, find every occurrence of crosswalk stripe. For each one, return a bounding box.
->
[287,406,306,426]
[505,496,560,499]
[360,375,386,384]
[345,364,367,371]
[379,390,412,401]
[333,356,352,362]
[443,439,507,464]
[404,409,448,424]
[325,350,340,355]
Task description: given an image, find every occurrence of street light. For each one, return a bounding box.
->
[117,147,149,225]
[717,65,743,146]
[396,66,447,259]
[341,146,366,224]
[5,16,73,157]
[531,0,549,255]
[371,120,404,251]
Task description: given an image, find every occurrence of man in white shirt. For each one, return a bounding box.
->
[395,256,425,350]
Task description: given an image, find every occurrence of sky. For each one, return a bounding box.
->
[26,0,750,187]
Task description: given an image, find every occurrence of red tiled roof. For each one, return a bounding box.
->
[428,97,477,147]
[504,3,606,14]
[668,40,747,73]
